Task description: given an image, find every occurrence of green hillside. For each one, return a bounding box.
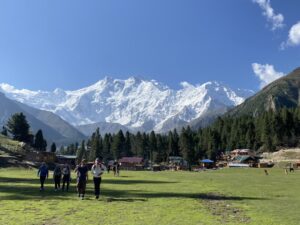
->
[228,67,300,117]
[0,134,27,167]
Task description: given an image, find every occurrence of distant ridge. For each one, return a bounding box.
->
[227,67,300,117]
[0,92,86,146]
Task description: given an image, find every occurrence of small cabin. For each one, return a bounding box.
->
[56,155,77,168]
[118,157,145,170]
[233,155,261,167]
[168,156,188,170]
[25,151,56,163]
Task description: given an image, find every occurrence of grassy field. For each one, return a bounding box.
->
[0,168,300,225]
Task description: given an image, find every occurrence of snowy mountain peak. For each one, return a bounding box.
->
[0,77,254,132]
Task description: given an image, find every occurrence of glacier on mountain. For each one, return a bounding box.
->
[0,77,254,132]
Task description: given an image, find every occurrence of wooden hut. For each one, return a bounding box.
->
[118,157,145,170]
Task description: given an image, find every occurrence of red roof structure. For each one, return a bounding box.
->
[119,157,144,164]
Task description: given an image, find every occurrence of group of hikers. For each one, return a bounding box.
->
[37,158,121,200]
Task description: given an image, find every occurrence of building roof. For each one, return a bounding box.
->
[232,149,251,153]
[119,157,143,164]
[201,159,214,163]
[234,155,260,163]
[56,155,77,159]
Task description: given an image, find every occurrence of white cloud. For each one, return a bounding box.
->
[281,21,300,49]
[252,63,285,89]
[253,0,284,31]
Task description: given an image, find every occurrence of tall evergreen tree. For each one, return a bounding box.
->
[89,128,103,161]
[142,133,149,159]
[155,134,166,163]
[6,112,31,142]
[34,129,47,151]
[132,131,143,157]
[111,130,125,159]
[103,133,112,160]
[1,126,8,136]
[124,131,132,157]
[50,142,57,153]
[77,140,86,162]
[179,126,195,168]
[149,131,157,162]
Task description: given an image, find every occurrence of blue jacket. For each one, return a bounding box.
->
[38,165,49,177]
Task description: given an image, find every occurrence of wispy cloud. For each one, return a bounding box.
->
[253,0,284,31]
[281,21,300,49]
[252,63,285,89]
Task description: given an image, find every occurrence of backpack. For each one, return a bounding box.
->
[54,167,62,176]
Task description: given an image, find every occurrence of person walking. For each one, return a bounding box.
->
[37,162,49,191]
[75,159,88,200]
[53,164,62,191]
[62,164,71,192]
[91,158,106,199]
[113,160,120,177]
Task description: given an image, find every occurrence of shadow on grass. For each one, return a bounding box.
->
[105,197,148,202]
[0,182,268,202]
[0,175,269,202]
[0,176,41,184]
[0,177,177,185]
[103,179,178,185]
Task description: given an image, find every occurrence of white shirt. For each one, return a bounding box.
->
[91,164,106,178]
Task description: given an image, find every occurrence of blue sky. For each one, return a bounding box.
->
[0,0,299,91]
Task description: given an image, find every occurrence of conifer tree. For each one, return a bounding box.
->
[111,130,125,159]
[124,131,132,157]
[34,129,47,151]
[103,133,112,160]
[76,140,86,161]
[155,134,166,163]
[179,126,195,168]
[50,142,57,153]
[89,128,103,161]
[7,112,30,142]
[149,131,157,162]
[1,126,8,136]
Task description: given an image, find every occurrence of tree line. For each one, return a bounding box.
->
[67,107,300,164]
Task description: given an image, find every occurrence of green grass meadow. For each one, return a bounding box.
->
[0,168,300,225]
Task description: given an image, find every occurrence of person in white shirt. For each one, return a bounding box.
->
[91,157,106,199]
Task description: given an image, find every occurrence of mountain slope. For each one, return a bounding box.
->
[0,92,85,145]
[228,67,300,117]
[0,77,253,133]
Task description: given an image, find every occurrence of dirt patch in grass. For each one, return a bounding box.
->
[201,193,251,224]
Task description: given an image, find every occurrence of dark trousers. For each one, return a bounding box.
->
[62,175,70,191]
[40,176,46,189]
[93,177,102,197]
[54,175,61,189]
[77,179,87,195]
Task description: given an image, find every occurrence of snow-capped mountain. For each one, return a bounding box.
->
[0,77,254,133]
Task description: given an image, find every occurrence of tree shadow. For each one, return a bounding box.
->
[0,176,268,202]
[104,197,148,202]
[103,179,178,185]
[0,176,40,184]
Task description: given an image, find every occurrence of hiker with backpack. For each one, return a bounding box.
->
[113,160,120,177]
[53,164,62,191]
[37,162,49,191]
[75,159,89,200]
[91,158,106,199]
[62,163,71,192]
